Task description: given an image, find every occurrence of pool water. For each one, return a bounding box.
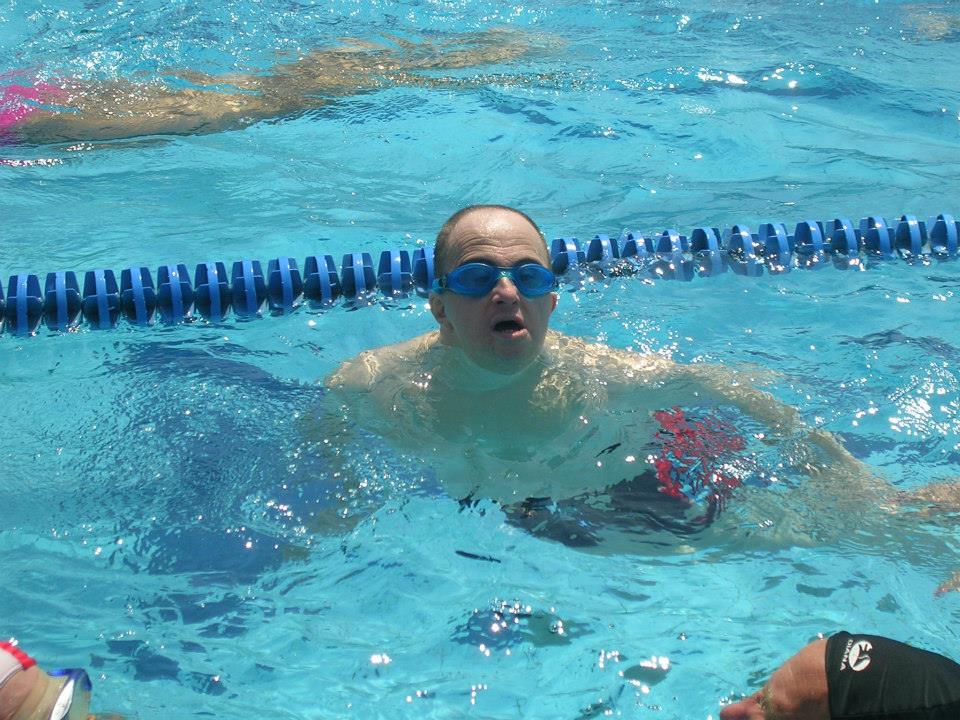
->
[1,1,959,718]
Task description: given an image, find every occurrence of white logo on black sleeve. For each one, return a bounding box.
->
[848,640,873,672]
[839,638,874,672]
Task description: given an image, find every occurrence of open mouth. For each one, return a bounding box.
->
[493,319,525,334]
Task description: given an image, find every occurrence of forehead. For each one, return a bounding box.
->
[446,210,549,267]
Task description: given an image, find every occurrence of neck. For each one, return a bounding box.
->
[433,346,544,393]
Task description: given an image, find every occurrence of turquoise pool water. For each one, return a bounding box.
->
[1,1,959,718]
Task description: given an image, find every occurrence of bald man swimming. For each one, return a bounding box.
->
[325,204,880,547]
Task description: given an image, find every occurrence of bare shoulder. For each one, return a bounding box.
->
[546,331,675,380]
[326,332,438,389]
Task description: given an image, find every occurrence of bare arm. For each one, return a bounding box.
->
[686,364,960,515]
[665,362,866,476]
[670,362,802,435]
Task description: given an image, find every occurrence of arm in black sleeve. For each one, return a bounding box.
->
[827,631,960,720]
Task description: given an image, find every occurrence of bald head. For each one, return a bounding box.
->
[434,205,547,276]
[427,204,557,375]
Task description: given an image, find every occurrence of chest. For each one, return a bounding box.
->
[418,407,664,503]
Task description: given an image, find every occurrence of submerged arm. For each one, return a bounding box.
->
[290,377,397,536]
[665,362,864,475]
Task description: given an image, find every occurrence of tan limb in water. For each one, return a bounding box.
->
[904,4,960,41]
[12,29,542,143]
[663,359,960,589]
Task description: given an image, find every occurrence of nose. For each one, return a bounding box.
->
[490,274,520,303]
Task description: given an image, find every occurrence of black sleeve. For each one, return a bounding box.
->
[827,631,960,720]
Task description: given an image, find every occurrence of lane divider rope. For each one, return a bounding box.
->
[2,212,956,336]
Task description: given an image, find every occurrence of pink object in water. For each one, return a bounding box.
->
[0,81,65,133]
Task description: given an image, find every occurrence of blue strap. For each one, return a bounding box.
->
[350,253,365,298]
[423,248,434,290]
[278,256,293,308]
[167,265,185,319]
[390,250,401,293]
[319,257,333,303]
[14,274,27,333]
[930,213,958,254]
[896,214,923,255]
[830,218,858,255]
[94,269,110,329]
[129,267,147,324]
[363,253,376,292]
[55,272,67,329]
[206,262,223,319]
[242,260,257,315]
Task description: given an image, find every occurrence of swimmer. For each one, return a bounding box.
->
[328,206,851,518]
[720,631,960,720]
[0,639,122,720]
[903,4,960,41]
[1,30,542,144]
[326,204,960,558]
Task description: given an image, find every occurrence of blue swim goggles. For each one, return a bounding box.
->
[432,262,557,297]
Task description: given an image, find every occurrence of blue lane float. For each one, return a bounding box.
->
[120,266,156,326]
[1,212,957,336]
[304,255,341,306]
[81,268,120,330]
[194,262,229,321]
[42,272,82,332]
[267,257,303,314]
[340,252,376,300]
[231,260,267,318]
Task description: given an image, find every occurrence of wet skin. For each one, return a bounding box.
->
[9,30,538,144]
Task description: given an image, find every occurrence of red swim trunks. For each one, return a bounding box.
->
[503,408,752,546]
[652,406,746,515]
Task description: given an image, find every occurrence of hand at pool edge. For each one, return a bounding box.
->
[720,639,829,720]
